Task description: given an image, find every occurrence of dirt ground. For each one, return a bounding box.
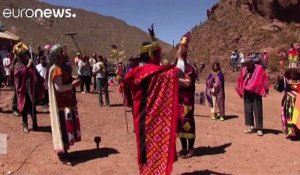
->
[0,82,300,175]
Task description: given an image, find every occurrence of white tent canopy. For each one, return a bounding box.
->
[0,31,20,41]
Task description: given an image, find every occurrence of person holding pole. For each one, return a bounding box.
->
[13,42,44,133]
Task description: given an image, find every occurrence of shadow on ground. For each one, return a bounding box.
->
[224,115,239,120]
[193,143,232,157]
[68,147,119,165]
[181,169,232,175]
[263,128,282,135]
[34,125,52,133]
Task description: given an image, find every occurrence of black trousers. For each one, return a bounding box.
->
[244,91,263,129]
[12,88,19,112]
[80,76,91,93]
[43,90,49,106]
[180,138,195,150]
[21,93,37,127]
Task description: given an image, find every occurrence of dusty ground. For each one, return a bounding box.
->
[0,82,300,175]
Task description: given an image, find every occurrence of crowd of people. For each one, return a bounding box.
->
[0,25,300,175]
[230,49,269,72]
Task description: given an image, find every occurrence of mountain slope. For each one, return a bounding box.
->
[0,0,172,59]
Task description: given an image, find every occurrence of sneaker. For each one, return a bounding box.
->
[80,91,86,94]
[13,111,21,117]
[219,116,225,121]
[211,115,218,120]
[244,127,255,134]
[257,130,263,136]
[23,124,29,133]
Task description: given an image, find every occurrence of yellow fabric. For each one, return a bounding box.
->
[288,55,299,63]
[48,65,64,153]
[292,93,300,129]
[183,105,192,117]
[178,133,195,139]
[183,122,191,131]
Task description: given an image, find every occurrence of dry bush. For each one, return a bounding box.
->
[268,52,279,72]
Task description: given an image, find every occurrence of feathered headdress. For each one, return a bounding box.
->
[139,24,160,59]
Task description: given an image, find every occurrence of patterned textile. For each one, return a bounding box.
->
[278,78,300,137]
[282,93,296,134]
[123,64,179,175]
[64,108,81,148]
[177,63,197,139]
[236,64,270,98]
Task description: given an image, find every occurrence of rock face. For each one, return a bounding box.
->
[239,0,300,22]
[189,0,300,77]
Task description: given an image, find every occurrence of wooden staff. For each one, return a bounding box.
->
[122,92,129,134]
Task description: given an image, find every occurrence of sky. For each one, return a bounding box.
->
[43,0,218,44]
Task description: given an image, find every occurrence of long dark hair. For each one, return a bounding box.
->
[212,61,221,72]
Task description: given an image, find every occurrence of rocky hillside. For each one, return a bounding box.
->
[189,0,300,79]
[0,0,171,60]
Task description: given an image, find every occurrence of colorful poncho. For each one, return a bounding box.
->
[236,64,270,98]
[123,63,179,175]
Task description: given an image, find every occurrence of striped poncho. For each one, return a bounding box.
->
[236,64,270,98]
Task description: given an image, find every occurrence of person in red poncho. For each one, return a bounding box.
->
[236,58,270,136]
[13,42,45,133]
[121,25,179,175]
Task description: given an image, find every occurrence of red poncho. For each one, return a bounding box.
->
[236,64,270,98]
[14,62,45,112]
[123,63,179,175]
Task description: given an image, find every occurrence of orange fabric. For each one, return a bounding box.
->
[51,67,75,109]
[52,67,63,80]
